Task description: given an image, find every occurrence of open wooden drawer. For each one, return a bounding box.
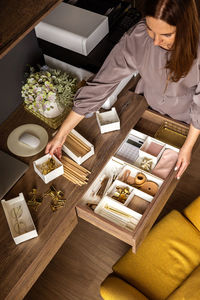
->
[76,109,189,253]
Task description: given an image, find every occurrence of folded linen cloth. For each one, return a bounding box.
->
[152,149,178,179]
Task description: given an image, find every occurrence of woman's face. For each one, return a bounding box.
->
[146,17,176,50]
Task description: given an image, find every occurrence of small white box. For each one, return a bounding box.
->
[96,107,120,134]
[33,154,64,184]
[139,137,165,165]
[94,196,142,230]
[81,156,125,204]
[131,187,153,203]
[35,3,109,56]
[1,193,38,244]
[62,129,94,165]
[106,179,134,206]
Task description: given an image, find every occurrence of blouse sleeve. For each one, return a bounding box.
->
[190,66,200,129]
[72,27,140,116]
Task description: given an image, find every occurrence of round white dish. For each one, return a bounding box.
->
[7,124,49,157]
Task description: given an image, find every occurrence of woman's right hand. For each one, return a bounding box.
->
[45,133,67,159]
[45,110,85,159]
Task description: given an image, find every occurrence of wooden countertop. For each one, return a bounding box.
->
[0,91,148,300]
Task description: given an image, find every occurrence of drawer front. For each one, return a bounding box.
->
[76,103,188,253]
[76,205,134,245]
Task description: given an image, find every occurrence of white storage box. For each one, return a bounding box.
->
[140,137,165,162]
[1,193,38,244]
[33,154,64,184]
[117,164,164,197]
[138,137,165,171]
[44,55,93,81]
[106,179,134,206]
[94,196,142,231]
[62,129,94,165]
[115,129,146,165]
[118,164,163,187]
[96,107,120,134]
[35,3,109,56]
[81,157,125,204]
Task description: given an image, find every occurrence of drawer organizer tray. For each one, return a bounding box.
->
[76,110,184,252]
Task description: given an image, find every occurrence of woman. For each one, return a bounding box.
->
[46,0,200,179]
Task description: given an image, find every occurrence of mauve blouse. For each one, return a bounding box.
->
[72,20,200,129]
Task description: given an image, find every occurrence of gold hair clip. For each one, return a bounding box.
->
[27,188,43,211]
[112,186,130,203]
[44,185,66,212]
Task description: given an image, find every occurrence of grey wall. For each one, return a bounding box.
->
[0,30,44,124]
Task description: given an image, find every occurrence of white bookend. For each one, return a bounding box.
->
[1,193,38,244]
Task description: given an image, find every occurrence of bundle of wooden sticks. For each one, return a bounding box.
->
[64,132,91,157]
[61,156,90,186]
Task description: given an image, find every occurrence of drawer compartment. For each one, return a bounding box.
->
[76,109,188,252]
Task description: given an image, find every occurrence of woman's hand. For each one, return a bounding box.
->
[45,133,67,159]
[45,110,85,159]
[174,123,200,179]
[175,145,191,179]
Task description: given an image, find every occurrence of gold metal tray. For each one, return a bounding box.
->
[154,121,188,148]
[24,105,70,129]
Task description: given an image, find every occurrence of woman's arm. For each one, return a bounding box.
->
[175,123,200,179]
[45,21,147,157]
[45,110,84,159]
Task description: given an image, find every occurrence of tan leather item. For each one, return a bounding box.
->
[140,181,158,196]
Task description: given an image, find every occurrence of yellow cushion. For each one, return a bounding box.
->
[167,265,200,300]
[183,196,200,231]
[113,210,200,300]
[100,274,149,300]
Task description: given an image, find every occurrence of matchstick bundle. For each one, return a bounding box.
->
[64,132,91,157]
[61,156,90,186]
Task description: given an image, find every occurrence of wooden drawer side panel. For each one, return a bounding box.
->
[76,205,134,247]
[132,170,178,252]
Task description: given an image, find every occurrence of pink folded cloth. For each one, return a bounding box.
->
[152,149,178,179]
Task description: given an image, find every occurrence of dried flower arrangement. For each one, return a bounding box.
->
[21,66,78,118]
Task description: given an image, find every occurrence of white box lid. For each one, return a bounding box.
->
[40,3,107,38]
[35,3,109,55]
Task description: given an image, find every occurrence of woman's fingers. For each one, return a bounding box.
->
[175,158,190,179]
[174,146,191,179]
[45,142,51,154]
[55,146,62,160]
[45,142,55,156]
[45,135,66,159]
[174,157,182,174]
[176,161,188,179]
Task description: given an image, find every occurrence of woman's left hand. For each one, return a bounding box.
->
[175,145,191,179]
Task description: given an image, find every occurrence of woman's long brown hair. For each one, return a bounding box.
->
[144,0,200,82]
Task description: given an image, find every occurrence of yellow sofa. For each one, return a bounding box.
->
[100,197,200,300]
